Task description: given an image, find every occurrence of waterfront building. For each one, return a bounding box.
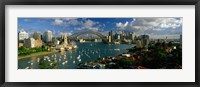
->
[35,39,43,47]
[61,34,68,45]
[79,39,86,42]
[114,33,118,40]
[18,30,29,41]
[108,36,112,43]
[136,40,142,48]
[121,31,126,40]
[136,35,150,48]
[114,33,121,40]
[24,38,35,48]
[129,32,135,40]
[95,39,102,42]
[108,30,113,42]
[33,32,41,40]
[61,34,67,40]
[143,38,149,48]
[53,39,60,46]
[43,30,52,43]
[106,36,109,40]
[117,34,121,40]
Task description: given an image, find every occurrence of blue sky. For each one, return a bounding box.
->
[18,17,182,39]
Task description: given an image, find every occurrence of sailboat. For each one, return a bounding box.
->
[78,59,81,62]
[73,61,75,64]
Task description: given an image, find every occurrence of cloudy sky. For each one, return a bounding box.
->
[18,17,182,39]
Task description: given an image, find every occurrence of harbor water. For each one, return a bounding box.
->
[18,42,134,69]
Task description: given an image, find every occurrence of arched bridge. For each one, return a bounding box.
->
[68,30,108,43]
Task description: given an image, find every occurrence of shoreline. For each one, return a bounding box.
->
[18,50,59,60]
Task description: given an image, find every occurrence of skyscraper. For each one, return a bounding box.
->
[109,30,113,42]
[108,36,112,43]
[33,32,41,40]
[129,32,135,40]
[43,30,52,43]
[18,30,29,41]
[61,34,68,45]
[136,40,142,48]
[136,35,149,48]
[117,34,121,40]
[143,35,149,48]
[24,38,35,48]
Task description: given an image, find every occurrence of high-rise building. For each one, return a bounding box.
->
[136,40,142,48]
[141,35,149,48]
[24,38,35,48]
[117,34,121,40]
[108,30,113,42]
[129,32,135,40]
[53,39,60,46]
[61,34,68,44]
[114,33,121,40]
[108,36,112,42]
[33,32,41,40]
[121,31,126,40]
[135,35,149,48]
[43,30,52,43]
[18,30,29,41]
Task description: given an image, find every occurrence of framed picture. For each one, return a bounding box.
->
[0,0,199,87]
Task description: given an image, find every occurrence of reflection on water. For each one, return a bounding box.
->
[18,42,134,69]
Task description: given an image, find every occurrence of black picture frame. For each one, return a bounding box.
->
[0,0,199,87]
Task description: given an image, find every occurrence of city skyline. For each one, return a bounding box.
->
[18,17,182,39]
[18,17,182,69]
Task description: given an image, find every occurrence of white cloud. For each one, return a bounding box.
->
[51,18,100,32]
[84,20,96,28]
[114,18,183,37]
[116,21,129,30]
[64,19,79,26]
[52,18,80,27]
[130,18,182,30]
[124,21,129,26]
[53,19,63,25]
[88,27,99,31]
[116,18,182,36]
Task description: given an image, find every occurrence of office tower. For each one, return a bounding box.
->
[117,34,121,40]
[129,32,135,40]
[109,30,113,42]
[108,36,112,43]
[61,34,68,44]
[136,40,142,48]
[43,30,52,43]
[24,38,35,48]
[141,35,149,48]
[33,32,41,40]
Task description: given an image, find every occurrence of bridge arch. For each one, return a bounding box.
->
[68,30,108,43]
